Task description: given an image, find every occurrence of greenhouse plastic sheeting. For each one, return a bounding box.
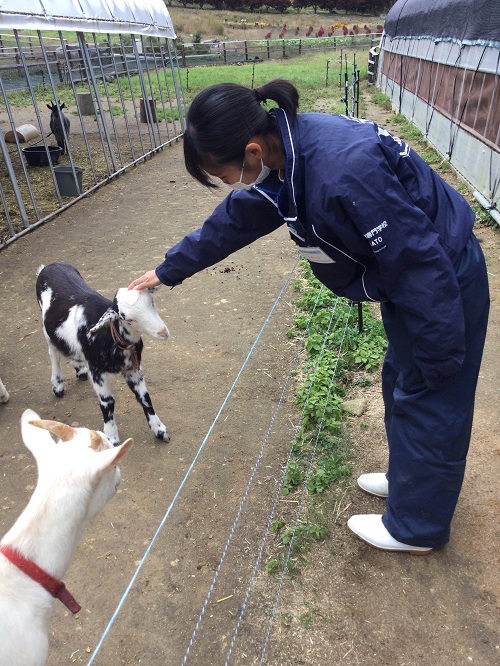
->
[0,0,175,38]
[384,0,500,47]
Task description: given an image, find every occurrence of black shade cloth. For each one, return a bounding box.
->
[384,0,500,46]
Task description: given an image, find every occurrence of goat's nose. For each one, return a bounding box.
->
[158,326,170,339]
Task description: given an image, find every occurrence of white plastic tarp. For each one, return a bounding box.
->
[0,0,176,38]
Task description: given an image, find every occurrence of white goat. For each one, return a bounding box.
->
[0,377,9,402]
[0,409,132,666]
[36,262,171,446]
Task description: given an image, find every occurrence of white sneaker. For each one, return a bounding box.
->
[357,472,389,498]
[348,514,433,555]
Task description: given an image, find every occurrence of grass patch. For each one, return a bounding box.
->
[471,200,498,227]
[182,51,366,113]
[399,123,423,141]
[266,263,387,574]
[371,90,392,111]
[438,160,451,173]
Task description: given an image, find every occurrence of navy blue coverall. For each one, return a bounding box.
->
[155,109,490,547]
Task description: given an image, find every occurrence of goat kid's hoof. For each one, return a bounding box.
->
[52,387,65,398]
[156,429,171,443]
[76,371,88,381]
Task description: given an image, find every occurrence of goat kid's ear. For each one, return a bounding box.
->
[89,308,119,334]
[96,437,133,474]
[21,409,58,453]
[29,419,78,442]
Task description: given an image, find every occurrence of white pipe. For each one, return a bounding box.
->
[473,190,500,226]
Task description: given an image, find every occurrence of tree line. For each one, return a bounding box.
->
[167,0,389,14]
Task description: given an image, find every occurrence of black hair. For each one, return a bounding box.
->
[183,79,299,188]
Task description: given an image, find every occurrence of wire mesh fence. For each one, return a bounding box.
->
[177,33,379,67]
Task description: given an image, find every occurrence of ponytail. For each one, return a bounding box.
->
[183,79,299,188]
[253,79,299,119]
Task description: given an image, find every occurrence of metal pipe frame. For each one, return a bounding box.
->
[0,28,185,246]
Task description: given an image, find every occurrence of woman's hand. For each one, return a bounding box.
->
[128,270,161,290]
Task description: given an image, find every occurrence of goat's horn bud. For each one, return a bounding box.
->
[90,430,107,451]
[29,419,77,442]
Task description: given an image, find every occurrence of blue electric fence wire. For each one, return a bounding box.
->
[181,281,327,666]
[259,309,353,665]
[85,257,299,666]
[224,296,348,666]
[223,296,342,664]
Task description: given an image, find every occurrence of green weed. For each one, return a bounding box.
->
[472,201,497,227]
[371,90,392,110]
[265,559,282,575]
[282,459,304,494]
[400,123,423,141]
[307,453,351,494]
[272,519,286,532]
[299,601,331,628]
[353,376,372,388]
[280,523,328,553]
[265,261,387,573]
[351,336,386,370]
[419,149,440,165]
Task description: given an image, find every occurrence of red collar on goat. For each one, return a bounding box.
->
[0,545,81,613]
[109,319,140,371]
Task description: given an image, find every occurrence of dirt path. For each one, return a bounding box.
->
[0,90,498,666]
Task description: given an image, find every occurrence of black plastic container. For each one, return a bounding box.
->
[54,166,83,196]
[22,145,63,167]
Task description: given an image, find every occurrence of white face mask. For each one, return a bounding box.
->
[230,160,271,190]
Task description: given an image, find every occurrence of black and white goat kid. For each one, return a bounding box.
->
[36,263,170,446]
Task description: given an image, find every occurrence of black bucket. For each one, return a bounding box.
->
[53,166,83,196]
[22,145,63,167]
